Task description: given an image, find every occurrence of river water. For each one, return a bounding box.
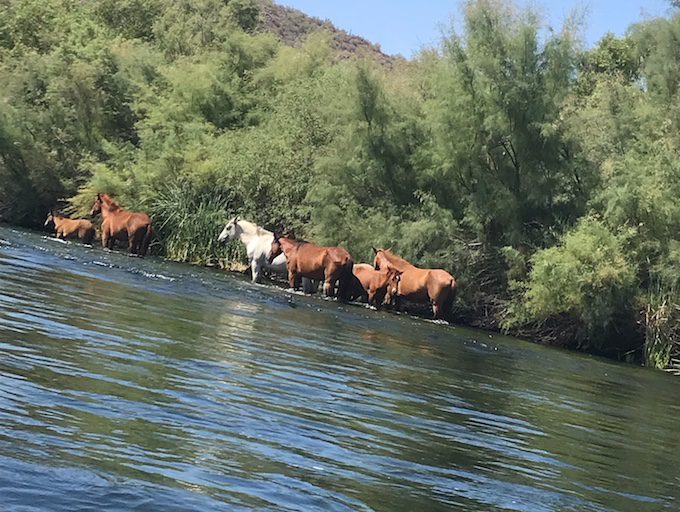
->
[0,226,679,511]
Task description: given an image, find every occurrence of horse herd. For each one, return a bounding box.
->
[45,194,458,320]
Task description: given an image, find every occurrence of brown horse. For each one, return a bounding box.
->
[351,263,402,307]
[44,210,96,244]
[91,194,153,256]
[268,235,354,300]
[373,248,457,320]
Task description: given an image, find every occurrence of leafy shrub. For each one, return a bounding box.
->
[505,218,637,351]
[148,179,235,265]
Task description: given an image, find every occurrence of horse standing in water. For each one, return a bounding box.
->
[44,210,96,244]
[351,263,402,308]
[91,194,153,256]
[268,235,354,300]
[373,249,457,320]
[217,218,317,293]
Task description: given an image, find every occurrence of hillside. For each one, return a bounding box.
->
[259,1,398,66]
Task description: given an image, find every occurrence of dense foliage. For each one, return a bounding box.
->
[1,0,678,367]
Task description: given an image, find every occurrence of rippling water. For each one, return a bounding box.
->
[1,226,679,511]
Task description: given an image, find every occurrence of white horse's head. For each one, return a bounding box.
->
[218,216,240,244]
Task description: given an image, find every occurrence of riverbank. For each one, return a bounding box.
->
[20,220,677,371]
[2,0,679,372]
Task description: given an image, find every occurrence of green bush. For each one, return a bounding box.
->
[505,218,637,351]
[148,179,235,265]
[645,282,680,371]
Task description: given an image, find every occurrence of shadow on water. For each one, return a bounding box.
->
[1,226,679,511]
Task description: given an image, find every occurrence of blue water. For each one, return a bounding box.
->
[0,226,679,511]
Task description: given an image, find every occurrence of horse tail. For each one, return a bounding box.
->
[140,223,153,257]
[441,277,457,322]
[337,259,354,302]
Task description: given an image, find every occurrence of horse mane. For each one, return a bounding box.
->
[51,210,68,219]
[381,249,413,268]
[281,236,308,247]
[232,219,272,238]
[100,194,122,210]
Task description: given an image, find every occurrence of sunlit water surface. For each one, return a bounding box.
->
[1,227,679,511]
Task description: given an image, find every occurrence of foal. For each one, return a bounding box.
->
[44,210,96,244]
[351,263,402,308]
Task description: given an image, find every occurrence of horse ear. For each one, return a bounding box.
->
[372,247,379,255]
[273,231,280,241]
[232,216,238,225]
[236,216,240,222]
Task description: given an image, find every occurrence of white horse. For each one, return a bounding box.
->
[217,217,317,293]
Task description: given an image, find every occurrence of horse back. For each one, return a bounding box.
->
[127,211,151,230]
[324,246,352,266]
[353,263,376,290]
[292,243,351,278]
[76,219,94,231]
[58,218,92,236]
[397,267,431,301]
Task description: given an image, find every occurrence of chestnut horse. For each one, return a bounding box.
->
[373,248,457,320]
[91,194,153,256]
[44,210,95,244]
[351,263,402,307]
[268,235,354,300]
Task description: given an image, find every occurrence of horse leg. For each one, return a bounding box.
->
[392,296,403,313]
[367,288,377,307]
[301,277,316,294]
[251,259,262,283]
[128,231,137,255]
[432,301,442,319]
[101,228,109,250]
[323,270,337,298]
[288,270,299,290]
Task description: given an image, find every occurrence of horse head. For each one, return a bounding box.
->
[218,216,240,244]
[382,269,402,306]
[267,232,283,264]
[91,194,103,217]
[373,247,389,270]
[44,210,56,227]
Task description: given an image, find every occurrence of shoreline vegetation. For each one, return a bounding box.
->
[1,0,678,370]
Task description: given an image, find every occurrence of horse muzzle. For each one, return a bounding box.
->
[266,251,278,264]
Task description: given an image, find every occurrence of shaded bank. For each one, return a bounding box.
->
[0,0,678,367]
